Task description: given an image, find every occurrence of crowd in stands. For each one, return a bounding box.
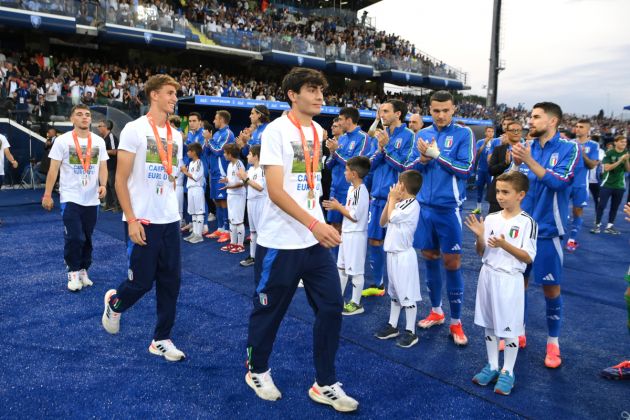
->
[12,0,463,79]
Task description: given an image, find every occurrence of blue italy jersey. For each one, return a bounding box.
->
[204,125,234,179]
[326,126,371,195]
[475,138,491,172]
[241,122,268,158]
[405,121,475,209]
[572,139,600,187]
[517,133,580,238]
[184,128,205,167]
[369,124,415,199]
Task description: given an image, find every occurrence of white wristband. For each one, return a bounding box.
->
[425,147,440,159]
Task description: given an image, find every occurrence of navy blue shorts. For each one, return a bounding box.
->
[525,237,563,286]
[368,198,387,241]
[570,184,589,208]
[414,206,463,253]
[210,177,227,200]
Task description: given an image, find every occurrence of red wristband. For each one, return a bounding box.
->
[307,219,319,232]
[128,218,150,225]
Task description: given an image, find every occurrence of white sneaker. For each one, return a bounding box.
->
[148,339,186,362]
[245,370,282,401]
[101,289,121,334]
[207,213,216,222]
[308,382,359,412]
[67,271,82,292]
[183,233,195,242]
[78,269,93,287]
[188,234,204,244]
[298,279,304,288]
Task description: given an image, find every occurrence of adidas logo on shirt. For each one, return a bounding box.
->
[504,327,511,332]
[542,273,555,282]
[451,244,461,251]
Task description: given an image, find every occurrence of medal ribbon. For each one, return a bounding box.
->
[146,113,173,176]
[287,112,319,193]
[71,130,92,173]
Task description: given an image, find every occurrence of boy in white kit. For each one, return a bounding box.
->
[237,144,266,267]
[219,142,246,253]
[323,156,370,315]
[464,171,537,396]
[180,142,205,243]
[374,170,422,348]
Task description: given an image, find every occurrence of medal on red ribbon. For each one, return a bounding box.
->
[146,113,175,182]
[72,130,92,188]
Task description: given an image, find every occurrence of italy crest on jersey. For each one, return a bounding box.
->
[445,136,454,148]
[395,138,402,149]
[348,141,356,151]
[509,226,520,239]
[549,153,559,167]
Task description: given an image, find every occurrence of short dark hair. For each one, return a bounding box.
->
[386,99,408,122]
[249,144,261,158]
[346,156,370,179]
[577,119,591,126]
[70,104,90,115]
[188,111,202,121]
[339,107,360,124]
[502,115,514,123]
[485,126,495,131]
[496,171,529,194]
[253,105,270,123]
[105,120,114,130]
[187,142,202,157]
[223,142,240,158]
[533,102,563,128]
[282,67,328,106]
[216,110,231,124]
[168,115,181,128]
[399,170,423,196]
[202,120,212,131]
[429,90,454,104]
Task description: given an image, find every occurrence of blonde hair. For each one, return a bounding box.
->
[144,74,180,103]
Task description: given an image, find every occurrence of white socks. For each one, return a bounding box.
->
[484,329,499,371]
[432,306,444,315]
[250,232,257,258]
[192,214,204,236]
[351,274,364,305]
[405,305,417,332]
[237,223,245,246]
[338,269,349,296]
[388,299,402,328]
[503,337,519,375]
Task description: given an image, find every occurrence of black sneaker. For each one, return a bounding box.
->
[374,324,399,340]
[396,330,419,348]
[604,226,621,235]
[240,256,255,267]
[590,225,601,234]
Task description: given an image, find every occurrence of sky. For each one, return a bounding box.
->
[360,0,630,117]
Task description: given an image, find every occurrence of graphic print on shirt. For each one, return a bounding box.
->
[145,134,179,183]
[69,146,100,178]
[291,139,319,173]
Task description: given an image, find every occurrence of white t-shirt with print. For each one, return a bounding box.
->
[341,183,369,233]
[257,114,325,250]
[481,211,537,275]
[117,115,183,224]
[0,134,10,176]
[383,198,420,253]
[186,158,205,188]
[226,160,246,196]
[246,165,266,199]
[48,131,108,206]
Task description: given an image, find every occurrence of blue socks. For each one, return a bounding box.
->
[545,295,563,337]
[425,259,442,308]
[368,244,385,287]
[223,207,230,231]
[569,215,583,241]
[445,269,464,320]
[216,207,224,231]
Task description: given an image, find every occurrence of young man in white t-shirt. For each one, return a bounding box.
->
[41,105,108,291]
[465,171,537,396]
[237,144,266,267]
[244,67,358,413]
[100,75,186,362]
[323,155,370,315]
[0,132,19,226]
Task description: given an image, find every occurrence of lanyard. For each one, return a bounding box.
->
[146,113,173,175]
[287,112,319,192]
[71,130,92,173]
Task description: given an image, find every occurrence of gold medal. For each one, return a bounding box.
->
[308,189,315,199]
[168,174,175,182]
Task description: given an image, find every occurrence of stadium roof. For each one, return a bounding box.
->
[282,0,383,12]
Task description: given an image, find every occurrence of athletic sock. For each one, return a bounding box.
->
[476,202,482,210]
[351,274,364,305]
[250,232,257,258]
[223,207,230,231]
[446,268,464,320]
[388,299,402,328]
[432,306,444,315]
[450,318,461,326]
[194,215,203,236]
[503,337,519,375]
[547,336,559,345]
[236,223,245,246]
[569,215,583,241]
[545,295,563,338]
[368,244,385,287]
[484,329,499,371]
[230,223,237,244]
[405,305,417,332]
[216,206,224,232]
[338,269,349,296]
[425,258,442,308]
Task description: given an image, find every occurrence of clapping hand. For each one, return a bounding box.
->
[487,234,507,249]
[236,167,248,180]
[464,214,484,237]
[322,197,342,211]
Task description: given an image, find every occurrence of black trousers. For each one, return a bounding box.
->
[61,202,98,272]
[595,187,624,225]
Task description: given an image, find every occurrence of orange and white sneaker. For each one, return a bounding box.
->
[218,232,231,243]
[220,243,235,252]
[417,310,445,329]
[230,244,246,254]
[449,322,468,346]
[205,229,222,239]
[545,343,561,368]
